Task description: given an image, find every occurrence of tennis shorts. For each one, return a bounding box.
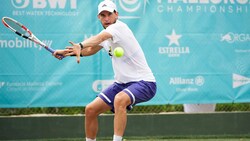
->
[98,80,157,113]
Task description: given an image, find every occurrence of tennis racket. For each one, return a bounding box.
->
[2,16,63,59]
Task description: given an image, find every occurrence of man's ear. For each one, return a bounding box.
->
[115,12,119,19]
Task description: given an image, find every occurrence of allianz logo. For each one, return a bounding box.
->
[169,76,205,86]
[11,0,77,9]
[233,73,250,88]
[221,32,250,43]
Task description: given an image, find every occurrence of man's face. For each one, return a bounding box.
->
[98,11,118,29]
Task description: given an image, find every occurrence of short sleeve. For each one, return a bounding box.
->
[105,23,121,43]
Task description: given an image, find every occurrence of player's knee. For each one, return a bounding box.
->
[85,104,98,117]
[114,93,130,109]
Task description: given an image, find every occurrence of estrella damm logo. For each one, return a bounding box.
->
[158,29,190,58]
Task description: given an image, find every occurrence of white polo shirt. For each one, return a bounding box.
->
[100,20,155,83]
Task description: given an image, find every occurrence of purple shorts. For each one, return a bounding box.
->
[98,80,157,113]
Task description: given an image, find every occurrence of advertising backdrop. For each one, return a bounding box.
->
[0,0,250,108]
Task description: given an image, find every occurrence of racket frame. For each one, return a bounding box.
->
[2,17,60,55]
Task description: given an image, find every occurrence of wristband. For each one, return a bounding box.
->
[79,42,84,50]
[70,54,83,57]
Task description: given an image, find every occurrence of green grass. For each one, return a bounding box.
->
[6,135,250,141]
[7,138,250,141]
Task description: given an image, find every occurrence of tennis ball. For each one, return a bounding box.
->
[113,47,124,58]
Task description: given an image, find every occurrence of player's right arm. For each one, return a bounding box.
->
[80,45,103,56]
[54,45,102,57]
[80,31,112,48]
[65,31,112,63]
[53,31,112,62]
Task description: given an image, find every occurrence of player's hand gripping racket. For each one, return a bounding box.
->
[2,17,63,59]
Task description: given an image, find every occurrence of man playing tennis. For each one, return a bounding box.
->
[53,0,156,141]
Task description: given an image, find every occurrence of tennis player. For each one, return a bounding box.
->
[53,0,157,141]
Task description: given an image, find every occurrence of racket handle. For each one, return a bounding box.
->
[45,47,64,59]
[45,46,55,53]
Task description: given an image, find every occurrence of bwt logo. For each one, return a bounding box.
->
[11,0,77,9]
[116,0,149,19]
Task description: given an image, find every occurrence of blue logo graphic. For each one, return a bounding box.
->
[11,0,29,8]
[116,0,149,19]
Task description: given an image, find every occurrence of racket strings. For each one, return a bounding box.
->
[3,18,31,38]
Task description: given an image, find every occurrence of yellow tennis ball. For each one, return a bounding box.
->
[114,47,124,58]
